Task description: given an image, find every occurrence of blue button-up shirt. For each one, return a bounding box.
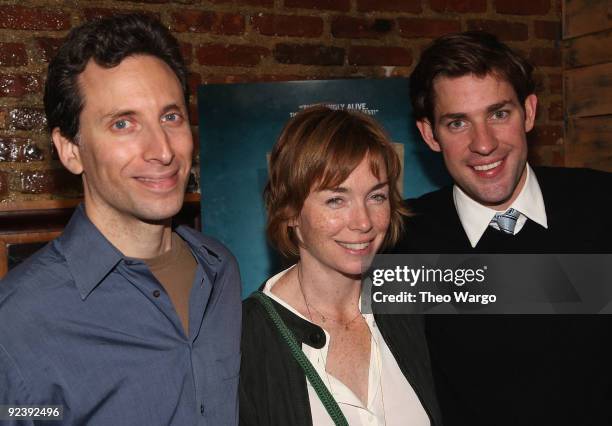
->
[0,205,241,425]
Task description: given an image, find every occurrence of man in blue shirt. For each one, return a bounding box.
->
[0,14,241,425]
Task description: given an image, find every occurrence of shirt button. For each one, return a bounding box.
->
[200,404,205,415]
[153,290,161,298]
[309,331,324,346]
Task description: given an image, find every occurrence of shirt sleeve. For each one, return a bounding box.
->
[0,345,35,426]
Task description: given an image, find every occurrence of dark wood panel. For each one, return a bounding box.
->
[0,196,202,278]
[565,115,612,171]
[564,0,612,39]
[565,28,612,67]
[565,62,612,118]
[0,231,61,278]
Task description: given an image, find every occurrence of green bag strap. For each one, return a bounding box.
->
[252,291,349,426]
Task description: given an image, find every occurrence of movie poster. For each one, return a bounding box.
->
[198,79,450,297]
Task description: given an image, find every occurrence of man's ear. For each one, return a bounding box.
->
[416,119,441,152]
[523,94,538,133]
[51,128,84,175]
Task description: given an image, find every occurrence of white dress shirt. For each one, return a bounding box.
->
[264,267,430,426]
[453,164,548,247]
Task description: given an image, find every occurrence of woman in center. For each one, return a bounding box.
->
[240,105,441,426]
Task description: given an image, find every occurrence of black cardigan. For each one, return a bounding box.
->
[239,293,443,426]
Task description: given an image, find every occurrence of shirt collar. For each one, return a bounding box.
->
[58,206,224,301]
[453,164,548,247]
[57,204,123,300]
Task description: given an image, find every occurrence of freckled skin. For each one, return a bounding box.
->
[286,157,391,405]
[295,157,391,279]
[416,73,537,210]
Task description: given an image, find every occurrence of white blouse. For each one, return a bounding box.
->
[264,267,430,426]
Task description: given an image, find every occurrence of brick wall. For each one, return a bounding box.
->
[0,0,563,204]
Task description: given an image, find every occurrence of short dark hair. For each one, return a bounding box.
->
[265,105,408,259]
[44,14,189,142]
[410,31,535,124]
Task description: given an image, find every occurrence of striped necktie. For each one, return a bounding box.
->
[491,208,521,234]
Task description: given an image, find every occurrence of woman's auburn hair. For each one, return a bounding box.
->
[264,105,409,259]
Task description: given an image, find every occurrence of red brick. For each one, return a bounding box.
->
[533,71,545,93]
[253,14,323,38]
[0,171,8,197]
[18,169,82,196]
[0,43,27,67]
[201,74,303,84]
[211,0,273,4]
[35,38,64,63]
[0,137,44,162]
[197,44,269,67]
[114,0,171,3]
[238,0,274,5]
[496,0,550,15]
[348,46,412,66]
[83,8,160,21]
[19,170,55,194]
[0,74,42,97]
[189,103,199,126]
[548,100,563,121]
[284,0,350,12]
[467,20,528,41]
[430,0,487,13]
[180,42,193,65]
[202,73,304,84]
[274,44,344,65]
[398,18,460,38]
[7,107,47,131]
[0,108,6,129]
[188,72,202,96]
[332,17,393,39]
[548,73,562,94]
[529,47,561,67]
[534,20,560,40]
[527,124,563,146]
[0,6,70,31]
[357,0,421,12]
[172,10,244,35]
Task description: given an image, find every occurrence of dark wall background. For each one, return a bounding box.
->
[0,0,564,205]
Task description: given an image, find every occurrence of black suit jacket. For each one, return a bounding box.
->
[392,167,612,426]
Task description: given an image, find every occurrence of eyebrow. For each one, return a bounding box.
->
[326,181,389,193]
[101,109,136,123]
[101,103,185,123]
[438,99,515,121]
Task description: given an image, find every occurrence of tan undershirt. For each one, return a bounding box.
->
[143,232,197,336]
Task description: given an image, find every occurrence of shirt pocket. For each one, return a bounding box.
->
[216,351,241,380]
[203,352,240,424]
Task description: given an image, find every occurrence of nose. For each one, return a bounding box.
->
[348,202,373,232]
[144,124,174,165]
[469,122,498,155]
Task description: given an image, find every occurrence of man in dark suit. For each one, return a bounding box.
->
[394,31,612,425]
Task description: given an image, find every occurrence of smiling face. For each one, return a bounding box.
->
[416,73,537,210]
[53,55,193,228]
[293,156,390,278]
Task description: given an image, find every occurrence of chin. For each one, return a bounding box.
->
[135,200,184,222]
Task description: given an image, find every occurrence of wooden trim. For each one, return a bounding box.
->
[0,199,81,213]
[0,231,62,279]
[0,244,7,278]
[0,193,201,213]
